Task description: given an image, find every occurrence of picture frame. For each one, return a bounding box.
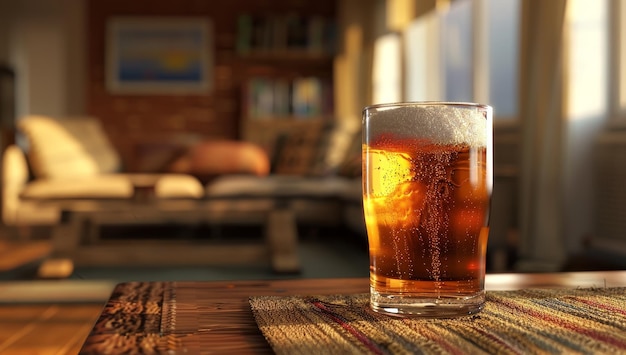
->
[106,17,213,95]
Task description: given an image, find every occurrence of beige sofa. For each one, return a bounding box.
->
[2,115,204,228]
[1,115,366,274]
[2,115,366,239]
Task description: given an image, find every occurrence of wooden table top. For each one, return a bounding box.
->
[79,270,626,354]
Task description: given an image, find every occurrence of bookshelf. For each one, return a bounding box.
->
[235,11,337,173]
[236,13,336,56]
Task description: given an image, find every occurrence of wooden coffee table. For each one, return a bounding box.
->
[77,271,626,354]
[38,197,300,278]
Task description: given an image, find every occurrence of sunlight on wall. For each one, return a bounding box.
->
[404,10,441,102]
[386,0,415,31]
[335,23,363,120]
[372,33,401,104]
[567,0,607,121]
[618,1,626,110]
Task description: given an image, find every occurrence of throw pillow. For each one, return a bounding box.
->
[336,126,362,178]
[271,121,325,176]
[167,140,271,182]
[312,119,361,176]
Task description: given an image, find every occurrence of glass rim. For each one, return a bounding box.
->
[363,101,492,112]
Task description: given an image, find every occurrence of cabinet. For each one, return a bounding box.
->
[235,11,337,174]
[0,65,15,149]
[0,65,15,223]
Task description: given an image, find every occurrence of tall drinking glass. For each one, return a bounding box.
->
[362,102,492,317]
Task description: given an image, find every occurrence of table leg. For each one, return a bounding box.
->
[265,209,300,273]
[50,210,87,255]
[37,210,86,278]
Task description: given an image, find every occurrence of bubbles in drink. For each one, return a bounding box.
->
[363,137,490,296]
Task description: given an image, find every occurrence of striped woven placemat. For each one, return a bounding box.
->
[250,287,626,354]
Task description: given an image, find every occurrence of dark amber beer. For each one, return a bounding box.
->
[363,102,492,317]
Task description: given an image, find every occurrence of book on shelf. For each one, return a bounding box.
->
[272,79,291,116]
[306,16,327,53]
[292,77,322,118]
[236,14,253,54]
[245,78,274,119]
[244,76,333,120]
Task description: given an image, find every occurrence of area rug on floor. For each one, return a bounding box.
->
[250,287,626,354]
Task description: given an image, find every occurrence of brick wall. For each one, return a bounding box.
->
[86,0,335,171]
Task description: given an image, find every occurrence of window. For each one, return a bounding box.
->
[404,10,441,102]
[403,0,521,122]
[486,0,520,119]
[442,0,472,103]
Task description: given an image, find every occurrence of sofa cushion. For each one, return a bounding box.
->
[21,173,204,200]
[335,126,362,178]
[205,175,352,199]
[205,175,350,226]
[18,115,121,179]
[149,174,205,199]
[21,175,133,200]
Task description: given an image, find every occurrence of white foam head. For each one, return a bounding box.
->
[365,103,490,147]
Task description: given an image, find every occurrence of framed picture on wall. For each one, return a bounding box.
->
[106,17,213,94]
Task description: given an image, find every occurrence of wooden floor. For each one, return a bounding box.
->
[0,240,51,273]
[0,240,101,354]
[0,303,104,355]
[0,279,115,355]
[0,238,113,355]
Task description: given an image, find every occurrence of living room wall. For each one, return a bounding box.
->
[86,0,336,171]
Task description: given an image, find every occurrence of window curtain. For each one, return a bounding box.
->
[516,0,568,271]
